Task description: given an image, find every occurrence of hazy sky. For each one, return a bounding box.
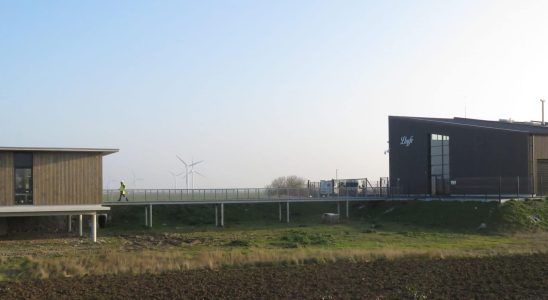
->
[1,1,548,189]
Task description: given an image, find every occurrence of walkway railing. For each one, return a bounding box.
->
[102,188,371,203]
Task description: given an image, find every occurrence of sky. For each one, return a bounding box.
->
[1,1,548,189]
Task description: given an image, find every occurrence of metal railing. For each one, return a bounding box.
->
[102,187,373,203]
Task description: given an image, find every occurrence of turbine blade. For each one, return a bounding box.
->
[190,160,204,167]
[193,170,206,177]
[176,155,188,167]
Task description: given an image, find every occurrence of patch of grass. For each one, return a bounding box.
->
[273,230,333,248]
[224,239,251,247]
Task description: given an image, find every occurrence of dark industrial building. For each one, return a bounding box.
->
[389,116,548,196]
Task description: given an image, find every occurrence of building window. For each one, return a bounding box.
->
[430,134,450,195]
[14,152,33,205]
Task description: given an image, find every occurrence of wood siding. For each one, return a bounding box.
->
[531,135,548,194]
[33,152,103,205]
[0,152,14,206]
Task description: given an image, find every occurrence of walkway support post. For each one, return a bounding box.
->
[220,203,224,227]
[78,214,83,237]
[145,206,148,227]
[286,202,290,223]
[215,204,218,227]
[346,201,349,219]
[91,214,97,243]
[337,202,340,215]
[67,215,72,233]
[149,204,153,228]
[278,202,282,222]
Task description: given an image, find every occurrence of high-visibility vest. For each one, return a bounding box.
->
[119,184,126,195]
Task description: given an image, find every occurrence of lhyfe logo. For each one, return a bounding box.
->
[400,136,414,147]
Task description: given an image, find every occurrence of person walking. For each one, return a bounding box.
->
[118,181,129,201]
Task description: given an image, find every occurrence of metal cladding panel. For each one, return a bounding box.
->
[389,117,530,195]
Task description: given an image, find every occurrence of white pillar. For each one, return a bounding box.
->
[145,206,148,227]
[286,202,290,223]
[67,215,72,233]
[91,214,97,243]
[215,205,218,227]
[346,201,349,219]
[220,203,224,227]
[78,215,83,237]
[149,204,153,228]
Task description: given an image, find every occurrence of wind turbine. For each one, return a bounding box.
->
[168,171,185,189]
[131,171,144,188]
[176,155,204,189]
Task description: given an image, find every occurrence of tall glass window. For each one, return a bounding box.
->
[14,152,33,205]
[430,134,450,195]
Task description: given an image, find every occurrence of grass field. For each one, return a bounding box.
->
[0,199,546,281]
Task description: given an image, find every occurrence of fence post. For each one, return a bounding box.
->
[379,177,383,197]
[517,176,520,199]
[499,176,502,203]
[541,176,544,197]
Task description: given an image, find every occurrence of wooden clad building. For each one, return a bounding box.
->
[0,147,118,241]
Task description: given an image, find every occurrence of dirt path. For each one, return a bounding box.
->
[1,254,546,299]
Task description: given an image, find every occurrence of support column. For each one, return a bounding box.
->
[346,201,349,219]
[286,202,290,223]
[149,204,153,228]
[337,202,340,215]
[215,204,218,227]
[145,206,148,227]
[67,215,72,233]
[278,202,282,222]
[78,215,83,237]
[220,203,224,227]
[91,214,97,243]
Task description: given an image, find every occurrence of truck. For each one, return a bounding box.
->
[320,179,365,197]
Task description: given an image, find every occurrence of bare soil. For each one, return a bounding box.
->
[0,254,546,299]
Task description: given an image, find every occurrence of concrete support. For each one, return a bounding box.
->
[286,202,290,223]
[220,203,224,227]
[278,202,282,222]
[145,206,148,227]
[337,202,340,215]
[215,205,218,227]
[67,215,72,233]
[346,201,349,219]
[91,214,97,243]
[149,204,153,228]
[78,215,83,237]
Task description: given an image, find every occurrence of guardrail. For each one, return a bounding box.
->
[102,188,372,203]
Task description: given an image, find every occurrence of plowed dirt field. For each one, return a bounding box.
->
[1,254,546,299]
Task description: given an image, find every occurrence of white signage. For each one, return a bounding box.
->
[400,136,414,147]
